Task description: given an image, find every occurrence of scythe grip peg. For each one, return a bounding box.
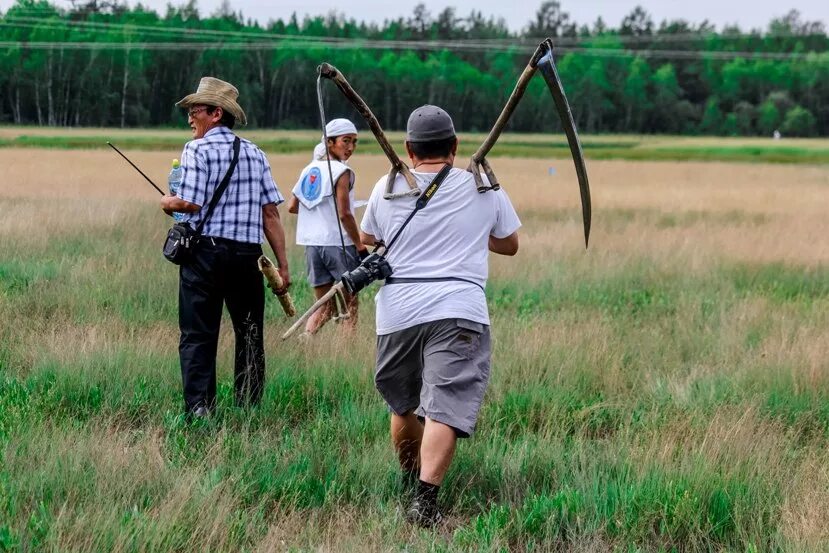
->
[318,63,339,80]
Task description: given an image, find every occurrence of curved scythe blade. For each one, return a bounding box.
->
[534,39,592,248]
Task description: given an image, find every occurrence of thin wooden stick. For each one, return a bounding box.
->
[282,282,344,340]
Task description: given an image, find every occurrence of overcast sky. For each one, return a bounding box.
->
[1,0,827,32]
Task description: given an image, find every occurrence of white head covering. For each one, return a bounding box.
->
[312,142,327,161]
[325,118,357,139]
[314,118,358,161]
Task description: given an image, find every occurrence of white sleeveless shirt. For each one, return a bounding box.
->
[292,159,356,246]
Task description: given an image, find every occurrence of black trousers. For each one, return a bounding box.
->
[178,237,265,413]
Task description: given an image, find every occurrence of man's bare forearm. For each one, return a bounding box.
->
[489,233,519,256]
[335,176,366,252]
[161,194,200,214]
[263,204,289,269]
[339,212,366,252]
[264,222,289,270]
[287,195,299,214]
[359,232,376,247]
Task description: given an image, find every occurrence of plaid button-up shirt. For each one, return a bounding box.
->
[177,127,283,244]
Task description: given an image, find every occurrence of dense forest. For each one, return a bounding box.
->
[0,0,827,135]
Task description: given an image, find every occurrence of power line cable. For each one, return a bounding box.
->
[1,15,308,41]
[2,13,826,47]
[0,30,823,58]
[0,38,821,60]
[0,13,825,58]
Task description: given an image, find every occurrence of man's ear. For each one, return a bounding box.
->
[405,141,414,161]
[212,107,223,123]
[451,137,458,156]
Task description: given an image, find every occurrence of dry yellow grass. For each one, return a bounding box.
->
[4,148,828,263]
[3,146,827,371]
[781,453,829,549]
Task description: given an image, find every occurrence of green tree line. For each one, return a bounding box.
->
[0,0,827,136]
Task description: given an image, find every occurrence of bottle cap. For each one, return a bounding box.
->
[172,159,180,168]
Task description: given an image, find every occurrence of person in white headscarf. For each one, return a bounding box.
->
[287,118,367,334]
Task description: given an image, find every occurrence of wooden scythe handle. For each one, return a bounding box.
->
[318,63,418,199]
[468,43,547,192]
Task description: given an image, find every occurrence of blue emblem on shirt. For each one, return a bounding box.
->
[301,167,323,202]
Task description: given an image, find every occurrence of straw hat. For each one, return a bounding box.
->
[176,77,247,126]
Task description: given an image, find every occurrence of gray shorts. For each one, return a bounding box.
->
[305,245,360,287]
[375,318,492,438]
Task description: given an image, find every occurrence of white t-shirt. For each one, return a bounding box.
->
[360,167,521,335]
[293,159,356,246]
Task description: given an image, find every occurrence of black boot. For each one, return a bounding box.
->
[406,480,443,528]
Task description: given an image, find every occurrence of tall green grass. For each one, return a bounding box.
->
[1,194,828,551]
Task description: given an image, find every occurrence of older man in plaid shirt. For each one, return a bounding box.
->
[161,77,291,418]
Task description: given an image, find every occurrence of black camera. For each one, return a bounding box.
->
[341,252,394,294]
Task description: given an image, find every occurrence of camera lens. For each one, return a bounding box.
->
[340,253,394,295]
[341,265,371,294]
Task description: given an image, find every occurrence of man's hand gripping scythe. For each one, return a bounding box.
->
[283,39,592,340]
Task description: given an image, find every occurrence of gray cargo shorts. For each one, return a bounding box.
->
[375,318,492,438]
[305,245,360,287]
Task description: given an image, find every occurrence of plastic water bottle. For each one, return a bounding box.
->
[168,159,184,222]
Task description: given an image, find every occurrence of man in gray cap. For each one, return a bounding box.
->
[360,105,521,526]
[161,77,291,418]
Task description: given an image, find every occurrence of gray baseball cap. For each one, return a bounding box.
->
[406,105,456,142]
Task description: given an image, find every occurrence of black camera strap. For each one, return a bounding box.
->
[380,164,488,292]
[384,276,484,291]
[340,164,470,295]
[194,136,241,235]
[384,163,452,252]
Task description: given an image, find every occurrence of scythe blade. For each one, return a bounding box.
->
[535,39,592,248]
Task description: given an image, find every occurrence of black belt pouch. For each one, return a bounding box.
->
[163,222,198,265]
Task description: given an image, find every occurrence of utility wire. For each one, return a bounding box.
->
[2,15,298,41]
[2,14,827,48]
[0,12,825,59]
[0,38,821,61]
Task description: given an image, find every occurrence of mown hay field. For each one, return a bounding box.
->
[1,127,828,164]
[2,126,829,149]
[1,141,828,551]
